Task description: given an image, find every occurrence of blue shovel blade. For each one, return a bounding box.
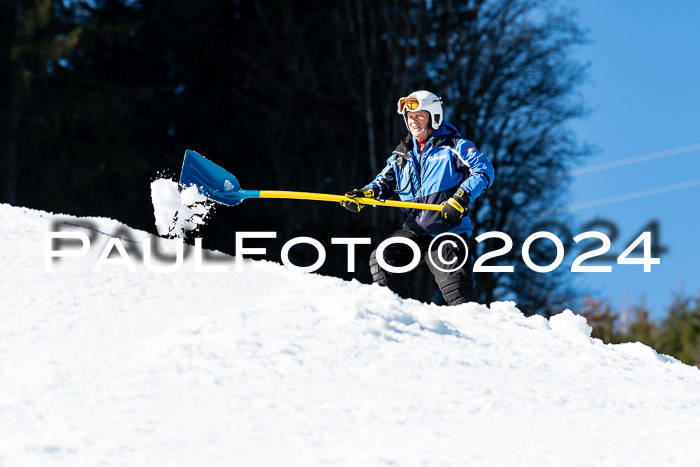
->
[179,149,245,206]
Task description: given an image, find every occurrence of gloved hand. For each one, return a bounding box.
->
[441,188,470,221]
[341,188,375,213]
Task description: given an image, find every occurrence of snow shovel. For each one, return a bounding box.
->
[179,149,443,211]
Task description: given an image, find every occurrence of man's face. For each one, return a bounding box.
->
[407,110,432,141]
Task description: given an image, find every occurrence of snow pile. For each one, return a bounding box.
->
[2,203,700,467]
[549,308,593,338]
[150,178,212,237]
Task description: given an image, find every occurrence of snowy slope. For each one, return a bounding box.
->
[1,203,700,467]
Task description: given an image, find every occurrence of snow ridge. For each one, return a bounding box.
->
[1,204,699,467]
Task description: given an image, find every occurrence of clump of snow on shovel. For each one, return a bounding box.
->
[151,178,213,237]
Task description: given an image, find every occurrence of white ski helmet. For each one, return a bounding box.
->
[397,90,444,130]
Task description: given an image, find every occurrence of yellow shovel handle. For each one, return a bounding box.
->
[258,190,443,211]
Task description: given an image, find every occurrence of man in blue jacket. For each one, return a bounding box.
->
[342,90,494,305]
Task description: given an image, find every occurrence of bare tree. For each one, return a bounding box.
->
[416,0,590,313]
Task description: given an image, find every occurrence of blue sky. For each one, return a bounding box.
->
[565,0,700,319]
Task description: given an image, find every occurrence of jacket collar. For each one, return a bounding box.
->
[411,121,461,152]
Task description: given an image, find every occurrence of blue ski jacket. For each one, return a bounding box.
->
[363,122,494,237]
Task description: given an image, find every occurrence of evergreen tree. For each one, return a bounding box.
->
[1,0,81,204]
[581,296,622,344]
[660,295,700,367]
[626,301,661,350]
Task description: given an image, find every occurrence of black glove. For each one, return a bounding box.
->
[341,188,375,213]
[441,188,470,221]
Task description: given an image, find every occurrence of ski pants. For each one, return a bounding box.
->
[369,229,478,305]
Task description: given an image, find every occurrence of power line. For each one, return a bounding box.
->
[541,178,700,216]
[570,143,700,177]
[539,143,700,215]
[566,178,700,213]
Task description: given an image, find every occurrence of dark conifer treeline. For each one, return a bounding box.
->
[2,0,589,313]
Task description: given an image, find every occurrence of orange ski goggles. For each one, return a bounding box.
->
[397,96,422,114]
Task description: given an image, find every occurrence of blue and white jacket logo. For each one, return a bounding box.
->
[427,153,448,162]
